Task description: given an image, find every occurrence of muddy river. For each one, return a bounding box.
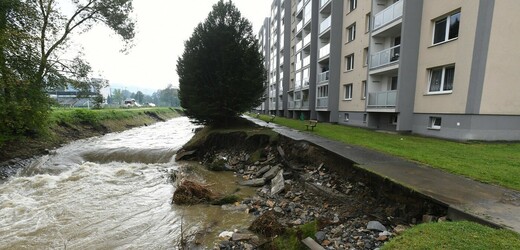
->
[0,117,254,249]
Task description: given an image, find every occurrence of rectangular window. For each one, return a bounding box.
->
[347,23,356,42]
[345,54,355,71]
[344,113,350,121]
[429,117,442,130]
[365,13,371,32]
[349,0,357,12]
[433,12,460,44]
[428,65,455,93]
[344,84,353,100]
[390,115,398,125]
[361,80,367,99]
[363,47,369,66]
[363,114,368,123]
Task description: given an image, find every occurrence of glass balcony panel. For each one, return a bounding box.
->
[373,0,403,30]
[320,16,331,34]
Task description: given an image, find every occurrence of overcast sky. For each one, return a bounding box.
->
[74,0,271,93]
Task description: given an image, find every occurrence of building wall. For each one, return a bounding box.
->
[479,0,520,115]
[413,0,480,114]
[339,0,371,114]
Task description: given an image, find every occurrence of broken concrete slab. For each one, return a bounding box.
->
[271,170,285,195]
[240,178,266,187]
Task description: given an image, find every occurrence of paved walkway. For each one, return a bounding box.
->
[247,117,520,233]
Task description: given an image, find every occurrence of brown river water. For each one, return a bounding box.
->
[0,117,255,249]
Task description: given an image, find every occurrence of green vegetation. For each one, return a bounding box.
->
[253,114,520,191]
[177,0,266,126]
[383,221,520,249]
[273,221,318,250]
[1,0,135,140]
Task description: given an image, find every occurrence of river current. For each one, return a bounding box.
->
[0,117,254,249]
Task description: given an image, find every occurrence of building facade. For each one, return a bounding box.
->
[257,0,520,141]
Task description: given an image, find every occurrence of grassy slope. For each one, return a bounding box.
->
[382,221,520,250]
[253,114,520,191]
[0,108,180,162]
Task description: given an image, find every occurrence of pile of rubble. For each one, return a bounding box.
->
[178,140,446,249]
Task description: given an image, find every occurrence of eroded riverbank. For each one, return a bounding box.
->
[174,120,449,249]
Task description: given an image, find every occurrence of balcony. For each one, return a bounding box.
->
[319,44,330,59]
[295,100,302,109]
[317,97,328,109]
[295,60,302,71]
[320,0,331,9]
[370,45,400,69]
[295,40,303,52]
[319,16,331,34]
[302,100,309,109]
[303,34,311,47]
[296,20,303,32]
[303,56,310,67]
[367,90,397,109]
[297,1,304,14]
[288,101,295,109]
[318,71,329,83]
[373,0,403,31]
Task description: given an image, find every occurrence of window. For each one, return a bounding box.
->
[361,80,367,99]
[344,113,350,121]
[363,114,368,123]
[345,54,355,71]
[349,0,357,12]
[428,65,455,93]
[363,47,369,66]
[429,117,442,130]
[365,13,371,32]
[347,23,356,42]
[391,76,398,90]
[344,84,353,100]
[433,12,460,44]
[390,115,398,125]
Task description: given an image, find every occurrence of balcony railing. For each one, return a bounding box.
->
[303,34,311,47]
[319,43,330,59]
[320,0,331,9]
[318,71,330,83]
[297,20,303,32]
[317,97,328,109]
[295,100,302,109]
[297,1,304,14]
[295,40,303,52]
[373,0,403,30]
[320,16,331,34]
[367,90,397,108]
[288,101,295,109]
[370,45,400,69]
[303,56,310,67]
[302,100,309,109]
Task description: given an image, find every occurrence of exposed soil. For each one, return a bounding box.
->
[176,122,448,249]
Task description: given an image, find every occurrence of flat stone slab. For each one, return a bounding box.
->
[271,170,285,195]
[262,165,281,181]
[255,166,270,177]
[240,178,266,187]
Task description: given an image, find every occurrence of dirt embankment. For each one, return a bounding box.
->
[0,109,180,179]
[176,122,448,249]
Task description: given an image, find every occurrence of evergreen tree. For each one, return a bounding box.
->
[176,0,266,126]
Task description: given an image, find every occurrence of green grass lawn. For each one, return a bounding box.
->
[50,107,178,124]
[252,114,520,191]
[382,221,520,249]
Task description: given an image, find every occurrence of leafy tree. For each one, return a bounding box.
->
[134,90,144,104]
[176,0,266,126]
[0,0,135,137]
[111,88,123,105]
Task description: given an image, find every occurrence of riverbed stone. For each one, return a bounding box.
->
[262,165,281,181]
[367,221,387,232]
[255,166,270,177]
[315,231,326,242]
[270,170,285,195]
[232,233,253,241]
[240,178,265,187]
